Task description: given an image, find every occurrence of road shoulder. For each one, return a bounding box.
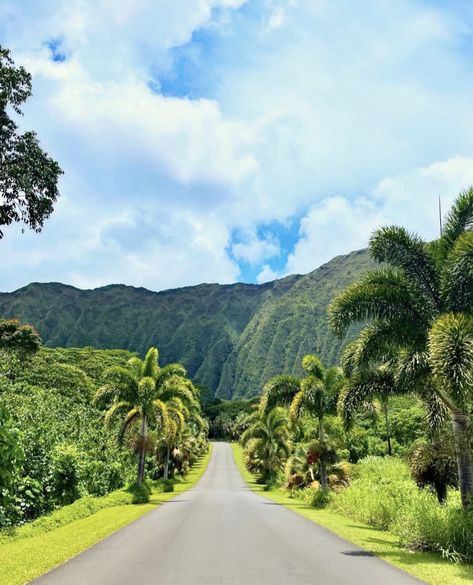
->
[231,443,473,585]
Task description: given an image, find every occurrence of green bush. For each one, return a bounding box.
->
[330,455,473,563]
[333,456,417,530]
[128,482,151,504]
[155,479,174,493]
[51,444,83,506]
[0,489,132,543]
[309,488,332,508]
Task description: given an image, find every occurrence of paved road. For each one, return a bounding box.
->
[33,443,424,585]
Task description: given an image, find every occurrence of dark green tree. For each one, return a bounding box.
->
[0,47,62,237]
[0,318,41,379]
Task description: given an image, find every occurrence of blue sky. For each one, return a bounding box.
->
[2,0,473,291]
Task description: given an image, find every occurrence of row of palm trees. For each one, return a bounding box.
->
[243,187,473,510]
[95,347,206,485]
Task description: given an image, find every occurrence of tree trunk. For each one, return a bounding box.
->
[319,419,328,490]
[451,412,473,509]
[434,479,447,504]
[383,400,392,457]
[137,415,148,485]
[163,445,171,480]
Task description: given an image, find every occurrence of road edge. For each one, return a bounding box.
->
[231,443,472,585]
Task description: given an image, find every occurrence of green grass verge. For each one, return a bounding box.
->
[0,446,212,585]
[231,443,473,585]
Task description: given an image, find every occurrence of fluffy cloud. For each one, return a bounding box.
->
[285,157,473,275]
[256,264,279,284]
[2,1,473,292]
[231,230,280,265]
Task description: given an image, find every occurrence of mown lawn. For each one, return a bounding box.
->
[231,443,473,585]
[0,446,212,585]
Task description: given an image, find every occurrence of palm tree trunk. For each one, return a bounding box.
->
[383,400,392,456]
[163,445,171,480]
[318,419,328,490]
[451,412,473,509]
[137,415,148,485]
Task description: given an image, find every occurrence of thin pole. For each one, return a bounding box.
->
[439,196,443,236]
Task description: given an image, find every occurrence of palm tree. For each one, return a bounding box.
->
[329,188,473,507]
[429,313,473,505]
[241,408,291,482]
[152,370,199,479]
[260,355,344,489]
[95,347,193,485]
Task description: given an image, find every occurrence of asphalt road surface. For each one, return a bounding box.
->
[32,442,424,585]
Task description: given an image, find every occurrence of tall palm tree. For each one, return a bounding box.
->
[95,347,193,485]
[329,188,473,507]
[260,355,344,488]
[241,408,291,482]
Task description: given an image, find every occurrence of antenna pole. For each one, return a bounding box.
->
[439,196,443,236]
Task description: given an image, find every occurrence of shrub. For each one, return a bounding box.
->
[51,444,83,506]
[333,456,420,530]
[128,482,150,504]
[0,489,133,543]
[155,479,174,493]
[84,460,124,497]
[329,455,473,563]
[309,488,332,508]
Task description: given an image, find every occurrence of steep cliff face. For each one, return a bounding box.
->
[0,249,373,397]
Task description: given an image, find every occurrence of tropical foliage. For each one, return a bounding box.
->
[0,342,208,527]
[329,188,473,508]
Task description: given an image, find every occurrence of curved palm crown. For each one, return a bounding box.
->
[329,187,473,507]
[260,354,344,488]
[241,408,291,481]
[95,347,195,484]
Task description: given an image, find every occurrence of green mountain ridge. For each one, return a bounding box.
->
[0,249,374,398]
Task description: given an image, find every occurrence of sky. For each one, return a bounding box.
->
[2,0,473,292]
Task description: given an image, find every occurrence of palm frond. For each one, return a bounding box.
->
[341,368,398,431]
[142,347,158,378]
[301,354,324,379]
[104,400,132,427]
[260,374,300,414]
[369,225,440,310]
[439,187,473,260]
[429,313,473,410]
[118,407,140,442]
[152,398,170,430]
[442,231,473,312]
[156,364,187,388]
[328,268,426,336]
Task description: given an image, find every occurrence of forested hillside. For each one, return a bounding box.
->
[0,250,373,397]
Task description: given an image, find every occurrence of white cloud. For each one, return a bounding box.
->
[2,1,473,292]
[284,157,473,275]
[256,264,279,283]
[231,230,280,265]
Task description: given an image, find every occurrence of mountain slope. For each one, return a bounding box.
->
[0,250,373,397]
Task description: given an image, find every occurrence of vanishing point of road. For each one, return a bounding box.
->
[32,442,423,585]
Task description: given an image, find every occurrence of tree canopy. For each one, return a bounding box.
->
[0,47,62,238]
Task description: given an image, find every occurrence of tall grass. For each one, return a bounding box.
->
[331,456,473,563]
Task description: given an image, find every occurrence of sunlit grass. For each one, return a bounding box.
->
[0,446,211,585]
[231,443,473,585]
